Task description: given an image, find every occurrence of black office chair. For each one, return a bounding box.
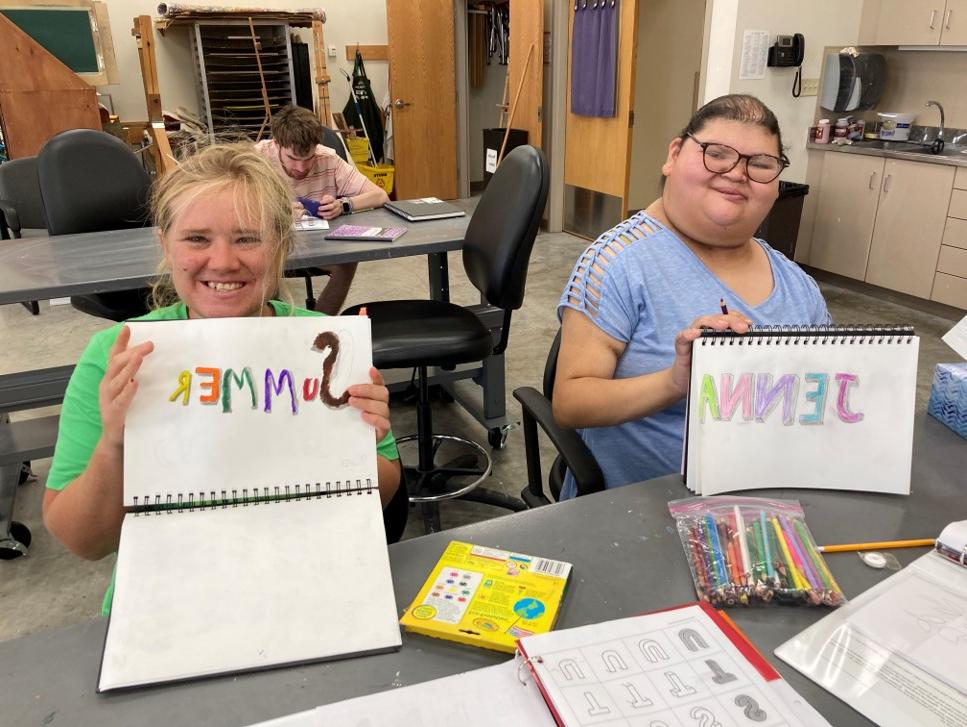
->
[0,156,47,315]
[382,466,409,544]
[514,329,606,506]
[286,125,350,309]
[344,145,549,531]
[37,129,153,322]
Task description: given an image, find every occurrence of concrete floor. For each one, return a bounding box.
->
[0,228,962,643]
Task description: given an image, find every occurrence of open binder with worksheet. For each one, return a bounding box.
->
[97,316,400,693]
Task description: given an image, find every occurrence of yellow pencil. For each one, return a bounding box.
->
[771,517,807,591]
[818,539,935,553]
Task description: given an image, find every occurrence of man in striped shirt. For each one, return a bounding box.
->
[255,105,389,314]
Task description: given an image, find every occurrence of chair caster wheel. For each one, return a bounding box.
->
[0,521,31,560]
[488,427,508,450]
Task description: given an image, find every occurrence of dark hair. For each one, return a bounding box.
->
[659,94,785,191]
[270,105,322,156]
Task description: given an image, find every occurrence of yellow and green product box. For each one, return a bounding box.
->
[400,541,573,653]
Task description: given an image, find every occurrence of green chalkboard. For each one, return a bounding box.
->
[1,8,99,73]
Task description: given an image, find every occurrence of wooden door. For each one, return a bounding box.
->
[508,0,543,150]
[866,159,954,298]
[386,0,457,199]
[808,153,883,280]
[869,0,943,44]
[940,0,967,44]
[563,0,639,218]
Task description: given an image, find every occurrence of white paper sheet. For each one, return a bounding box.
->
[739,30,769,80]
[124,317,374,505]
[521,605,828,727]
[776,552,967,727]
[850,565,967,693]
[294,215,329,231]
[246,661,556,727]
[685,333,919,495]
[942,314,967,361]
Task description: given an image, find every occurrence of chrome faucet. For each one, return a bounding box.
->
[926,100,945,142]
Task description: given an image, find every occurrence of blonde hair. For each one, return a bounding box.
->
[150,143,294,312]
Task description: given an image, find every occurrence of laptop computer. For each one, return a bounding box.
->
[384,197,466,222]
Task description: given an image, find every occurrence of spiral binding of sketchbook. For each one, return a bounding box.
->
[683,323,919,496]
[696,323,916,342]
[129,480,375,514]
[97,316,401,693]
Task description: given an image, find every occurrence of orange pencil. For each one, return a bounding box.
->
[818,539,934,553]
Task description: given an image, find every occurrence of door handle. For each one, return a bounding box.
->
[394,98,410,109]
[869,171,877,190]
[945,9,953,29]
[884,174,892,193]
[930,9,937,28]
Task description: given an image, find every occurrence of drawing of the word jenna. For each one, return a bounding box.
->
[168,366,348,414]
[697,372,863,425]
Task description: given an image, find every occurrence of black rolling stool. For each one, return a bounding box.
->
[344,145,549,532]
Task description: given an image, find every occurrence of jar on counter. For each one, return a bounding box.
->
[834,118,849,140]
[814,119,831,144]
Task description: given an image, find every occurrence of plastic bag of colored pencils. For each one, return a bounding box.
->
[668,496,846,607]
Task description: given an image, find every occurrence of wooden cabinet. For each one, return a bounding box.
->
[862,0,967,44]
[865,159,954,297]
[808,153,884,280]
[809,152,963,306]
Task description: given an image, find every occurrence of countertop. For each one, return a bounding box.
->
[806,140,967,168]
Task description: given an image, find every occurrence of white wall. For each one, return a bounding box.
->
[706,1,863,183]
[96,0,388,123]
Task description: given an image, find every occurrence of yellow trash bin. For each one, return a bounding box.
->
[345,137,371,166]
[359,163,395,195]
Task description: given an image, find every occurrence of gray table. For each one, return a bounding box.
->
[2,414,963,726]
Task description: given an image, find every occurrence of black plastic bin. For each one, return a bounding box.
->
[482,128,527,184]
[756,181,809,260]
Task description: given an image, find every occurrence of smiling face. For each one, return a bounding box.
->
[159,185,279,319]
[660,118,781,247]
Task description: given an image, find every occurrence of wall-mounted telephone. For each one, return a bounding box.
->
[768,34,805,97]
[768,34,805,67]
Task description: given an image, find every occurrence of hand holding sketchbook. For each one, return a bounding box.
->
[683,325,919,495]
[98,317,401,692]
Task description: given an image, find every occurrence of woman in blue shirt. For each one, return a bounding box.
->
[554,94,831,498]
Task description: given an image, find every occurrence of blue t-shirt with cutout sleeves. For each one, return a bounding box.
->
[556,211,831,499]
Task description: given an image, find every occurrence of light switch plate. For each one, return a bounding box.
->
[800,78,819,97]
[327,45,337,58]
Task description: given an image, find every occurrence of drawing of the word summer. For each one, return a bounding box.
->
[697,372,864,425]
[167,332,350,413]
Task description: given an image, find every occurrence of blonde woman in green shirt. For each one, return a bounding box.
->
[44,144,401,569]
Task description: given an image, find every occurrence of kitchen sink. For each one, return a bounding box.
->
[847,139,967,157]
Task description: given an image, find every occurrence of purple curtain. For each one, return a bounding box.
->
[571,0,618,117]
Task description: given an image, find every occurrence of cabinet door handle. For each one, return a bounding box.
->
[946,9,953,29]
[884,174,892,193]
[930,9,937,28]
[869,171,877,190]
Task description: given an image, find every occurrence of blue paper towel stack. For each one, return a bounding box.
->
[927,363,967,438]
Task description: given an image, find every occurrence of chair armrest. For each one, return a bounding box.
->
[0,199,22,237]
[513,386,605,498]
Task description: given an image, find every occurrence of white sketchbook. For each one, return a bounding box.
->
[98,316,401,692]
[776,550,967,727]
[683,325,919,495]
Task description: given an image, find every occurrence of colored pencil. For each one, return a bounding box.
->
[690,524,711,593]
[759,511,775,581]
[705,513,728,586]
[770,517,801,590]
[817,539,935,553]
[781,516,820,590]
[734,506,752,584]
[792,520,842,592]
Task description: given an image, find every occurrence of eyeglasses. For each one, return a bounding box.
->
[685,133,789,184]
